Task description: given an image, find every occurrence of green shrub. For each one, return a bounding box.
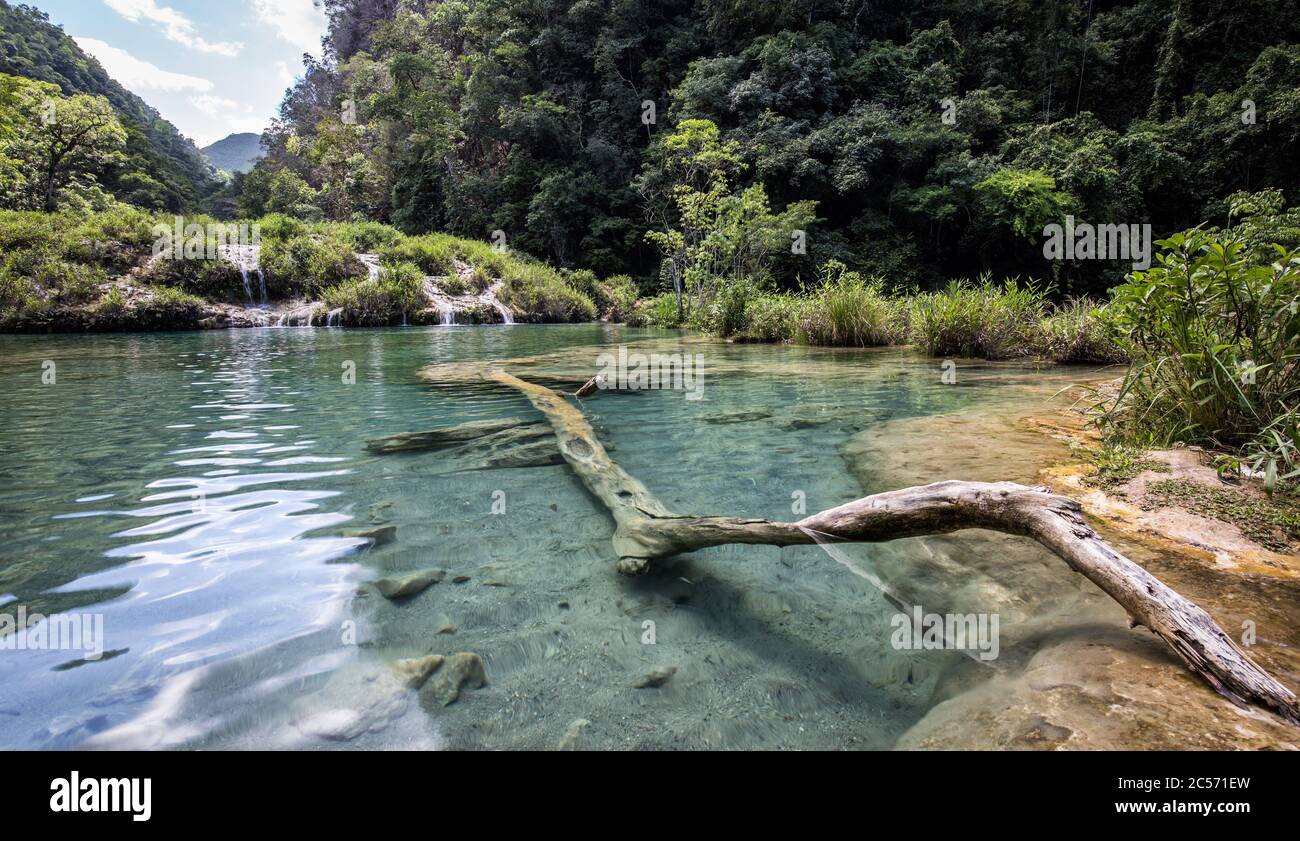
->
[0,247,105,323]
[261,234,364,298]
[144,255,248,302]
[628,292,682,327]
[380,233,456,275]
[1037,299,1128,364]
[596,274,639,322]
[696,275,759,336]
[322,261,425,326]
[453,239,512,279]
[498,264,596,323]
[907,277,1048,358]
[1102,198,1300,487]
[734,293,802,342]
[332,220,403,252]
[796,261,903,346]
[439,273,469,295]
[256,213,308,242]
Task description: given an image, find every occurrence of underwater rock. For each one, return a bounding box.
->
[557,718,590,751]
[392,655,445,689]
[345,524,397,546]
[423,652,487,706]
[291,666,410,742]
[633,666,677,688]
[373,568,446,599]
[704,410,771,425]
[775,416,834,431]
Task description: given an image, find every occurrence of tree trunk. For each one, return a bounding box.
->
[438,364,1300,727]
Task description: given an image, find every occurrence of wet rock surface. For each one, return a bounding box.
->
[373,568,446,599]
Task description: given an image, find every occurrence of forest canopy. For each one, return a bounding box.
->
[240,0,1300,296]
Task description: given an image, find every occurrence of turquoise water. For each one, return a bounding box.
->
[0,326,1106,749]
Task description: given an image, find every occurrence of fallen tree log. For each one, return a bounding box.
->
[365,417,538,454]
[465,365,1300,726]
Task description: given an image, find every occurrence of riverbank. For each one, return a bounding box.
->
[0,208,629,333]
[843,381,1300,749]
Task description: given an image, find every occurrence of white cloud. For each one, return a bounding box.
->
[187,94,268,146]
[103,0,243,56]
[252,0,328,56]
[190,94,241,116]
[74,37,214,93]
[275,61,297,88]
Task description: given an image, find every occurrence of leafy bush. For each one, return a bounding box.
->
[733,293,802,343]
[322,261,425,326]
[332,220,403,252]
[497,264,596,323]
[380,233,456,275]
[1037,299,1128,363]
[628,293,682,328]
[255,213,308,243]
[144,255,248,302]
[439,273,468,295]
[796,261,904,346]
[261,233,365,298]
[1102,197,1300,487]
[596,274,639,322]
[0,247,105,323]
[696,275,759,336]
[469,264,492,293]
[906,277,1048,358]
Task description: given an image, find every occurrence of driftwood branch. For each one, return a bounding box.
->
[443,365,1300,726]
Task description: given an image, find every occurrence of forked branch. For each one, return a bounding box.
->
[441,365,1300,726]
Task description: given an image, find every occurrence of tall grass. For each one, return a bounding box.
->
[497,264,597,322]
[906,277,1048,359]
[322,261,425,326]
[1037,299,1127,363]
[796,261,904,346]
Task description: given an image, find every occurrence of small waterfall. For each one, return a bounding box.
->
[357,253,383,282]
[325,308,343,328]
[485,281,514,324]
[420,275,513,326]
[272,304,316,328]
[220,243,264,308]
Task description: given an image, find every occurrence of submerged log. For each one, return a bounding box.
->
[366,413,612,471]
[461,364,1300,727]
[365,417,536,454]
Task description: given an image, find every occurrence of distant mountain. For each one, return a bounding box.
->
[202,133,264,174]
[0,0,218,211]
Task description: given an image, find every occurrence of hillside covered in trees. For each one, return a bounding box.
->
[0,0,218,211]
[242,0,1300,295]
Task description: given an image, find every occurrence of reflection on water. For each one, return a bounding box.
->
[0,326,1114,749]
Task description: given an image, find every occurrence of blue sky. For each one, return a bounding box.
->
[29,0,329,147]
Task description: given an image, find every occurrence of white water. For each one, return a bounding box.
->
[218,244,267,308]
[421,277,514,326]
[357,253,383,282]
[220,247,517,328]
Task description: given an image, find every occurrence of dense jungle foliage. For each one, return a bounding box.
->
[240,0,1300,296]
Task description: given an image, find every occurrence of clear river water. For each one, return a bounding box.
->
[4,324,1253,749]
